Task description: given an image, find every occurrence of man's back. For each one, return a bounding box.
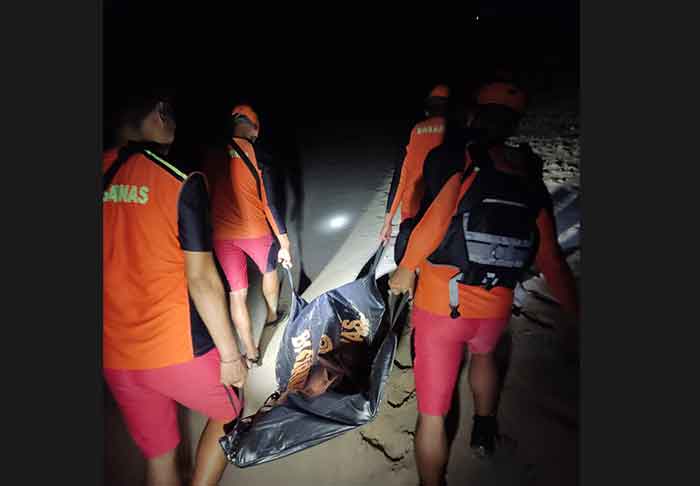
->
[387,115,447,222]
[207,138,275,240]
[103,145,214,370]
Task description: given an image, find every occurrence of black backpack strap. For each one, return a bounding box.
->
[460,142,493,183]
[229,138,263,200]
[467,143,495,170]
[460,153,477,184]
[456,144,492,213]
[102,146,136,192]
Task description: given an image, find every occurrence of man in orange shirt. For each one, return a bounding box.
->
[206,104,292,367]
[379,84,450,249]
[389,82,579,486]
[103,91,248,485]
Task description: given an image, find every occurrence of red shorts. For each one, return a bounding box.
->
[103,348,241,459]
[214,235,279,291]
[411,306,509,416]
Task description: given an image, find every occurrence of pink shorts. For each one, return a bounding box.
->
[103,348,242,459]
[214,235,279,292]
[411,306,509,416]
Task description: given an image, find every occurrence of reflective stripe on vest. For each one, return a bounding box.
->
[143,149,187,179]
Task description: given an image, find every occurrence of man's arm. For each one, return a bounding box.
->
[259,164,292,268]
[185,251,242,362]
[386,146,409,215]
[381,134,412,241]
[534,206,580,317]
[179,173,247,386]
[260,162,288,237]
[388,171,463,294]
[389,156,479,295]
[400,162,478,272]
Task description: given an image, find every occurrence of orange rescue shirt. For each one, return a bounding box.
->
[400,148,579,319]
[103,144,215,369]
[386,116,446,222]
[207,137,286,240]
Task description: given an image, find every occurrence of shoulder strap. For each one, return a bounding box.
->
[460,141,495,182]
[229,138,263,200]
[467,143,495,171]
[141,147,187,181]
[102,146,135,192]
[455,144,490,213]
[460,147,477,183]
[103,143,186,193]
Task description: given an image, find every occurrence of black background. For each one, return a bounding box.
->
[103,0,580,171]
[12,1,691,485]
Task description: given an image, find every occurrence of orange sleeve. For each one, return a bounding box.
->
[399,166,477,271]
[387,130,415,219]
[534,208,579,316]
[387,162,407,219]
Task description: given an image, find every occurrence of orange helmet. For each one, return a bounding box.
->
[476,82,527,114]
[427,84,450,99]
[231,104,260,129]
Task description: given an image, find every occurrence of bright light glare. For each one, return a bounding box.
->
[328,215,349,230]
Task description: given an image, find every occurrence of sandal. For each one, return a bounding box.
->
[265,310,289,327]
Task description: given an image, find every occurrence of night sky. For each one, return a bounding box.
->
[103,1,579,169]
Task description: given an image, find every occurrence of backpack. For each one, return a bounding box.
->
[423,143,547,318]
[397,139,548,319]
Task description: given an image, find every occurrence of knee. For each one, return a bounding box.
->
[230,289,248,302]
[417,413,446,432]
[470,352,495,369]
[263,271,279,284]
[469,353,497,385]
[145,449,180,486]
[205,418,229,436]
